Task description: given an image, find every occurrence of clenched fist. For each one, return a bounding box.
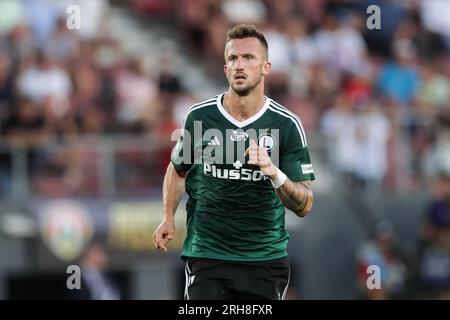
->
[245,140,277,178]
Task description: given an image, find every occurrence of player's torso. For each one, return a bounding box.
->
[182,95,294,261]
[192,100,283,180]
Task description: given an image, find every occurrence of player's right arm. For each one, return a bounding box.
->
[152,163,186,252]
[153,112,194,252]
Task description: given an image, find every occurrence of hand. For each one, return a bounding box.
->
[245,140,277,178]
[153,219,175,252]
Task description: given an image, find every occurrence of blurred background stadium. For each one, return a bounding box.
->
[1,0,450,300]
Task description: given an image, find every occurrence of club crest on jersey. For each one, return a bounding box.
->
[230,129,248,142]
[258,133,276,151]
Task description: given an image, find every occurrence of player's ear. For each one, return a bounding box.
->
[224,64,228,74]
[262,61,271,76]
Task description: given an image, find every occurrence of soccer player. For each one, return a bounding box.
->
[153,24,315,300]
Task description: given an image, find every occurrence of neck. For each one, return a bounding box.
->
[224,86,266,121]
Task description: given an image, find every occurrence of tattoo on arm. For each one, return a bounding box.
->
[275,180,312,214]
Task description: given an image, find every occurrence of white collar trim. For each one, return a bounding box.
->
[216,93,270,128]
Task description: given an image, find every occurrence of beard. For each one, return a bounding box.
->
[230,75,262,97]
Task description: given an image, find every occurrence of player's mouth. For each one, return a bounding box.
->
[234,74,247,81]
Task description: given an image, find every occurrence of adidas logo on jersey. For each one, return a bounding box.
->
[207,136,221,146]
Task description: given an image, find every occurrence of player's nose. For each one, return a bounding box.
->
[235,57,245,69]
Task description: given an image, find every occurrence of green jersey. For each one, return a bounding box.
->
[172,93,315,262]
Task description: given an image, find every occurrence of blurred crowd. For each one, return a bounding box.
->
[1,0,448,197]
[356,173,450,300]
[0,0,186,196]
[0,0,449,300]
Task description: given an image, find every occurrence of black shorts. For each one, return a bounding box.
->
[184,257,290,300]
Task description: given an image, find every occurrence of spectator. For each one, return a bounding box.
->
[413,173,450,299]
[72,242,121,300]
[16,51,72,118]
[356,220,408,299]
[376,38,421,106]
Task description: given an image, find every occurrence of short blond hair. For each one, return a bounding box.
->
[226,24,268,56]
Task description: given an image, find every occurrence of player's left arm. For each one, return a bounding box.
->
[246,140,313,217]
[274,179,313,217]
